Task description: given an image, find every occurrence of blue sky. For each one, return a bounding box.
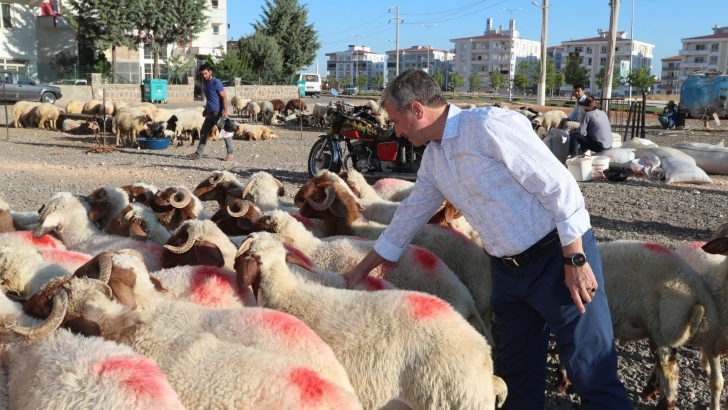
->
[228,0,727,77]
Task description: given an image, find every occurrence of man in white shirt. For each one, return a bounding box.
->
[345,69,630,409]
[559,84,587,131]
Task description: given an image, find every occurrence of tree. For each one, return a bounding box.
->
[238,31,283,84]
[513,61,534,94]
[129,0,210,78]
[204,50,252,85]
[341,73,352,88]
[468,72,482,95]
[371,73,384,90]
[432,70,444,89]
[627,65,655,92]
[253,0,320,82]
[65,0,139,82]
[355,72,368,91]
[595,66,620,91]
[48,51,79,82]
[450,72,465,95]
[563,58,589,87]
[488,68,505,94]
[550,71,565,96]
[162,49,194,84]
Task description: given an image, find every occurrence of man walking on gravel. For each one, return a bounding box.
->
[345,68,631,410]
[187,63,234,161]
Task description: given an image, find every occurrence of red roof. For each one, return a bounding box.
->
[684,33,728,40]
[449,33,510,42]
[562,36,627,43]
[661,55,681,61]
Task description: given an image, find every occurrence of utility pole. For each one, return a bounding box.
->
[351,33,364,88]
[602,0,620,100]
[532,1,548,106]
[389,6,404,76]
[628,0,634,100]
[421,23,436,74]
[502,7,521,101]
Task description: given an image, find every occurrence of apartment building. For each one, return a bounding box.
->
[557,30,654,96]
[450,18,541,92]
[660,55,681,95]
[677,25,728,85]
[547,45,566,70]
[325,45,385,89]
[385,45,454,80]
[0,0,76,79]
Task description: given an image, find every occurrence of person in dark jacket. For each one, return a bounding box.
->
[568,96,612,157]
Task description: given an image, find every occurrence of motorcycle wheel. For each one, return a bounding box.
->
[308,138,341,178]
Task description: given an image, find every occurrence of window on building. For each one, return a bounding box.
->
[711,43,719,51]
[211,0,218,8]
[586,47,592,54]
[212,25,219,35]
[587,58,592,66]
[695,57,705,63]
[460,55,466,61]
[1,3,12,28]
[600,46,607,54]
[574,46,583,53]
[461,43,467,51]
[710,56,718,65]
[599,57,606,66]
[695,44,706,51]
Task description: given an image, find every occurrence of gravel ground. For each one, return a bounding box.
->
[1,101,728,409]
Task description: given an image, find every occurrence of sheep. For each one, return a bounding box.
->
[10,101,40,128]
[285,98,308,115]
[112,101,128,115]
[460,103,476,109]
[240,171,298,213]
[82,99,102,114]
[152,108,185,122]
[125,102,158,119]
[62,119,100,136]
[362,100,389,126]
[98,99,114,116]
[112,109,153,147]
[300,182,495,341]
[531,109,567,132]
[150,264,256,308]
[311,103,329,128]
[213,198,327,239]
[13,275,362,410]
[165,110,203,146]
[0,243,73,298]
[240,123,277,140]
[147,186,206,232]
[270,98,285,113]
[0,199,39,231]
[711,223,728,240]
[64,100,84,114]
[193,170,246,209]
[246,100,261,122]
[371,178,415,202]
[235,232,504,410]
[554,241,719,410]
[259,100,275,125]
[105,204,172,245]
[0,231,66,251]
[514,108,541,121]
[33,192,163,272]
[238,208,487,333]
[161,219,239,271]
[29,103,64,130]
[119,182,158,204]
[230,96,250,117]
[86,187,131,230]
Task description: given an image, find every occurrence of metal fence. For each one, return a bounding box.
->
[593,96,645,140]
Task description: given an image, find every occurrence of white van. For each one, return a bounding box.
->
[296,73,321,98]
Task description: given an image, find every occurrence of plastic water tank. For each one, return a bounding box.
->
[543,129,570,164]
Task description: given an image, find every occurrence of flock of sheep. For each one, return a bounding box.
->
[1,166,728,409]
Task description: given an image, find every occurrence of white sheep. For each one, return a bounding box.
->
[29,103,64,130]
[112,101,128,115]
[99,99,114,116]
[193,170,246,209]
[33,193,163,272]
[82,99,102,115]
[235,232,504,410]
[11,275,362,410]
[112,109,153,147]
[241,171,298,213]
[371,178,414,202]
[62,119,99,136]
[240,123,277,140]
[167,110,204,145]
[64,100,84,114]
[531,109,567,132]
[104,204,172,245]
[11,101,40,128]
[231,96,251,117]
[0,243,72,297]
[246,101,261,122]
[150,264,256,308]
[0,198,39,231]
[311,103,329,128]
[259,100,275,125]
[0,231,66,251]
[86,187,131,230]
[125,102,158,119]
[363,100,389,126]
[242,209,487,333]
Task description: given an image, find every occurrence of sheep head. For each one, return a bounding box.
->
[161,223,225,269]
[105,205,150,241]
[209,199,262,236]
[34,193,90,238]
[294,171,355,207]
[241,172,286,202]
[149,187,197,231]
[427,201,463,227]
[87,188,111,223]
[193,171,245,207]
[73,251,140,309]
[119,184,156,204]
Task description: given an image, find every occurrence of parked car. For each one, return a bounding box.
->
[0,70,62,104]
[54,79,88,86]
[342,87,358,95]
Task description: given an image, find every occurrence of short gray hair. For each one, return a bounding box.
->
[380,68,447,114]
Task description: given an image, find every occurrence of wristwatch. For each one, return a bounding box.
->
[564,252,588,267]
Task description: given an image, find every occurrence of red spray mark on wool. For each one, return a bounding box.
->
[94,356,173,400]
[190,266,235,307]
[290,213,314,230]
[288,367,336,405]
[644,243,673,255]
[405,294,449,319]
[411,246,439,272]
[40,249,92,266]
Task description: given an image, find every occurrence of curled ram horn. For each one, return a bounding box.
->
[170,188,192,208]
[117,249,145,263]
[163,224,200,254]
[236,236,254,258]
[241,179,255,200]
[98,253,113,284]
[209,172,224,185]
[7,289,68,340]
[226,200,250,218]
[306,186,336,211]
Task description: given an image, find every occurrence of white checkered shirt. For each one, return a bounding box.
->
[374,104,591,260]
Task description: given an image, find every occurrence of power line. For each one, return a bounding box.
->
[320,22,392,45]
[404,0,509,25]
[318,12,389,38]
[405,0,487,16]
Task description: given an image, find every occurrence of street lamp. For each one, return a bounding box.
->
[501,7,520,101]
[532,1,549,106]
[421,23,436,74]
[351,33,364,88]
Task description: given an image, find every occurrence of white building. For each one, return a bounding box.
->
[556,30,654,96]
[450,18,541,92]
[677,24,728,86]
[325,45,385,90]
[385,45,454,80]
[0,0,76,79]
[660,55,681,95]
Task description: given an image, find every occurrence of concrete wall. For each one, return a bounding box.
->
[227,85,300,101]
[58,85,93,102]
[87,74,195,103]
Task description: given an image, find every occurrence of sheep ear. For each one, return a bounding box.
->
[109,280,137,310]
[285,252,316,273]
[194,241,225,267]
[33,219,59,238]
[330,198,349,218]
[236,256,259,288]
[64,317,102,337]
[88,204,109,222]
[129,222,149,241]
[149,276,168,293]
[236,216,255,231]
[702,238,728,255]
[227,187,244,198]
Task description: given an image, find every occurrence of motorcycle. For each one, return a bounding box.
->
[307,89,425,180]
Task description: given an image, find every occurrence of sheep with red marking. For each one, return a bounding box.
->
[0,243,73,298]
[11,273,361,410]
[239,209,487,334]
[193,170,246,209]
[148,186,206,232]
[371,178,415,202]
[150,264,256,308]
[33,193,163,272]
[0,288,185,410]
[161,219,239,271]
[236,232,505,410]
[300,182,494,342]
[0,198,39,231]
[240,171,298,213]
[0,231,66,251]
[105,204,172,245]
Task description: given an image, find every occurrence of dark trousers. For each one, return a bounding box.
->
[569,133,607,156]
[491,229,630,410]
[195,112,233,157]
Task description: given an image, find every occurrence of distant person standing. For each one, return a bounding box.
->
[559,84,587,131]
[187,63,234,161]
[568,96,612,157]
